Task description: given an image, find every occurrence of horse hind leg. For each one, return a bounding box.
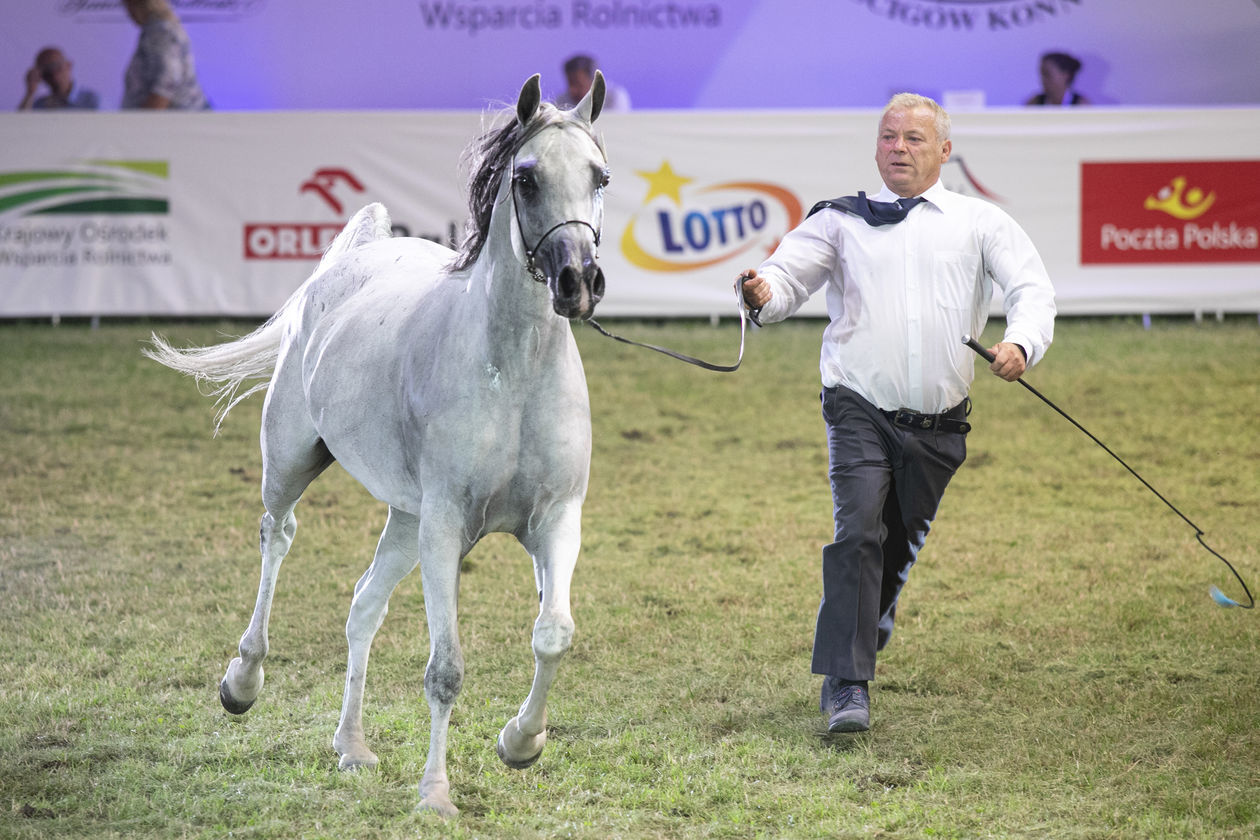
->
[333,506,421,770]
[220,389,333,714]
[497,504,580,770]
[219,504,299,714]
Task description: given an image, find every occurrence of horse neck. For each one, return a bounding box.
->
[462,218,571,367]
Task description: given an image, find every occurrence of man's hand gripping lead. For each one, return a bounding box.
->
[738,269,772,323]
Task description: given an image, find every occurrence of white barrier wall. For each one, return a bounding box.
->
[1,108,1258,318]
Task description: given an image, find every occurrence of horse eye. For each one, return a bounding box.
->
[598,171,611,189]
[514,170,537,192]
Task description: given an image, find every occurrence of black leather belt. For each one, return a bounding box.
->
[882,399,972,434]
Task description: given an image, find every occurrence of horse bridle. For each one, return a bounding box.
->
[508,156,603,285]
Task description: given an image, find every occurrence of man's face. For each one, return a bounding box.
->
[565,69,593,103]
[38,51,72,94]
[875,106,951,198]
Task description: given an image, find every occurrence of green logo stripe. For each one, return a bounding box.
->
[0,161,170,218]
[0,186,115,213]
[0,171,124,189]
[86,160,169,179]
[32,197,169,215]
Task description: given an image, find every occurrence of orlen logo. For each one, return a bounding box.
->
[244,168,365,260]
[244,168,457,260]
[1082,161,1260,264]
[620,161,802,272]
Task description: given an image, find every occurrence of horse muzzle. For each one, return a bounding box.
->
[537,239,605,321]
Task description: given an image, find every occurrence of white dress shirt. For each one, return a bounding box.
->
[755,180,1056,414]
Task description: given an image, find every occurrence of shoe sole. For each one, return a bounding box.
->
[827,716,870,733]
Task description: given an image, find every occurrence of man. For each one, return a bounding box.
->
[740,93,1055,733]
[17,47,99,111]
[555,54,631,112]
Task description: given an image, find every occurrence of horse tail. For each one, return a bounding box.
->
[145,313,287,434]
[145,203,394,434]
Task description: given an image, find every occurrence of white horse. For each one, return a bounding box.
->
[145,73,609,817]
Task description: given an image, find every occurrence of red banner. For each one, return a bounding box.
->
[1080,161,1260,264]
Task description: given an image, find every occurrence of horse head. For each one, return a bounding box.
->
[509,73,608,321]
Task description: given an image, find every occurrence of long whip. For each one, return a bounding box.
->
[962,335,1253,609]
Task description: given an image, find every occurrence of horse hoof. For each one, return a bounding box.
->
[337,752,379,771]
[496,731,544,770]
[219,679,255,715]
[416,797,459,819]
[417,780,459,819]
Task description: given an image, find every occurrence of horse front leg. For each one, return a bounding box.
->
[220,506,297,714]
[497,502,580,769]
[334,506,420,770]
[414,520,466,818]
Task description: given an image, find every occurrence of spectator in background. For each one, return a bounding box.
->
[121,0,210,109]
[555,54,631,112]
[17,47,99,110]
[1025,52,1091,106]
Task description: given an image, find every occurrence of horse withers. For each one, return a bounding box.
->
[145,73,609,817]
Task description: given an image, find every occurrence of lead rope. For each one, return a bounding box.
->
[586,275,760,373]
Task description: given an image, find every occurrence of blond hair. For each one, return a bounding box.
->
[883,93,951,142]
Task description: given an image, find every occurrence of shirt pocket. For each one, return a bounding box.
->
[932,250,982,311]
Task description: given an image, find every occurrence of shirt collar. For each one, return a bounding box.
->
[873,179,950,209]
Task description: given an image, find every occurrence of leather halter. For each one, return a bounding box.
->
[508,155,603,285]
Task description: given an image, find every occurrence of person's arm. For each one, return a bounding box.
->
[982,209,1056,381]
[139,92,172,109]
[738,212,838,324]
[18,65,40,110]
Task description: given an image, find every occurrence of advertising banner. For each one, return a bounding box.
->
[2,107,1259,319]
[1081,161,1260,265]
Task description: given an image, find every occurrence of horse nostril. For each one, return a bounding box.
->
[590,267,605,302]
[558,266,580,300]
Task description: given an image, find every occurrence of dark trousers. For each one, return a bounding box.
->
[811,385,968,682]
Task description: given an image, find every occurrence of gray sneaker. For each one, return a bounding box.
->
[821,677,870,733]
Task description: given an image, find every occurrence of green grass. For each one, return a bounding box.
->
[1,317,1257,839]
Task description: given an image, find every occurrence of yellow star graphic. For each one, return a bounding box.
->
[635,160,694,205]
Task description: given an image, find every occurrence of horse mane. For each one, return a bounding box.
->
[451,101,603,272]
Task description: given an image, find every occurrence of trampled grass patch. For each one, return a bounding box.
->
[1,317,1257,839]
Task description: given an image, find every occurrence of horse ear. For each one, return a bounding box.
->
[577,70,606,123]
[517,74,542,127]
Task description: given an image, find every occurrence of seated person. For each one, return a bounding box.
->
[18,47,100,110]
[555,54,631,112]
[1025,52,1091,106]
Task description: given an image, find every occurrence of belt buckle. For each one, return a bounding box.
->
[894,409,936,431]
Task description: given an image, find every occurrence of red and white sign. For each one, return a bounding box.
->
[243,223,343,259]
[1081,161,1260,264]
